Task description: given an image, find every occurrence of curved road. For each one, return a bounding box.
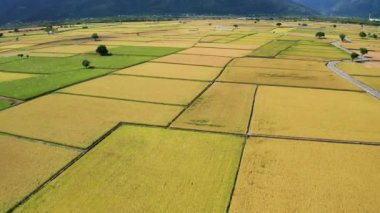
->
[327,42,380,100]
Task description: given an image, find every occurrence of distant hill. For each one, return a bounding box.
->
[294,0,380,17]
[0,0,314,24]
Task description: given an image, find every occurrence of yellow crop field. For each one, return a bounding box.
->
[116,62,221,81]
[0,94,182,148]
[250,86,380,143]
[337,61,380,76]
[17,125,244,212]
[195,42,256,50]
[231,57,329,72]
[230,137,380,212]
[33,45,115,54]
[218,66,361,91]
[172,82,256,134]
[355,76,380,91]
[0,134,78,211]
[0,43,35,49]
[61,75,208,105]
[0,72,35,83]
[179,47,250,57]
[154,54,231,67]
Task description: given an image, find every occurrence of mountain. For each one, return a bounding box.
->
[293,0,380,17]
[0,0,314,24]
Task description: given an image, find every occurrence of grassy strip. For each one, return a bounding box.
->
[0,100,12,110]
[250,40,296,57]
[0,46,178,74]
[0,69,113,100]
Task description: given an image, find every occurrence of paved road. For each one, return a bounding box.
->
[327,60,380,100]
[327,41,380,100]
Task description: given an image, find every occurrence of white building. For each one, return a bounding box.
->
[369,14,380,22]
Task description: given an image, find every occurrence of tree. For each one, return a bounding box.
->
[276,23,282,27]
[351,52,359,61]
[333,24,337,28]
[96,45,109,56]
[45,25,54,34]
[0,33,3,37]
[374,34,378,39]
[14,28,19,32]
[339,34,346,42]
[315,32,325,39]
[82,59,91,69]
[360,48,368,56]
[233,24,239,29]
[91,33,100,41]
[359,31,367,38]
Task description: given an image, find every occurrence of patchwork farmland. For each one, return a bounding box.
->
[0,20,379,212]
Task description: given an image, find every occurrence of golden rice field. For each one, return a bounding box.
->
[251,86,380,143]
[219,66,361,91]
[116,62,221,81]
[0,134,78,211]
[230,57,329,72]
[172,82,256,134]
[0,19,379,212]
[16,125,244,212]
[179,47,250,57]
[61,75,209,105]
[154,53,232,67]
[0,94,182,148]
[230,137,380,212]
[337,61,380,76]
[355,76,380,91]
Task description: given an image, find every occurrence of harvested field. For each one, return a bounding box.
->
[231,57,329,72]
[61,75,208,105]
[364,62,380,69]
[0,94,182,148]
[218,66,361,91]
[337,62,380,77]
[355,76,380,91]
[154,54,231,67]
[172,82,256,134]
[17,125,244,212]
[179,47,250,57]
[250,86,380,143]
[116,62,221,81]
[0,134,78,211]
[0,72,35,83]
[230,137,380,212]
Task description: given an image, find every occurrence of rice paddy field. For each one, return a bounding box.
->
[0,19,379,212]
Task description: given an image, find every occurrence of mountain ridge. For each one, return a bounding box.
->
[293,0,380,17]
[0,0,314,24]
